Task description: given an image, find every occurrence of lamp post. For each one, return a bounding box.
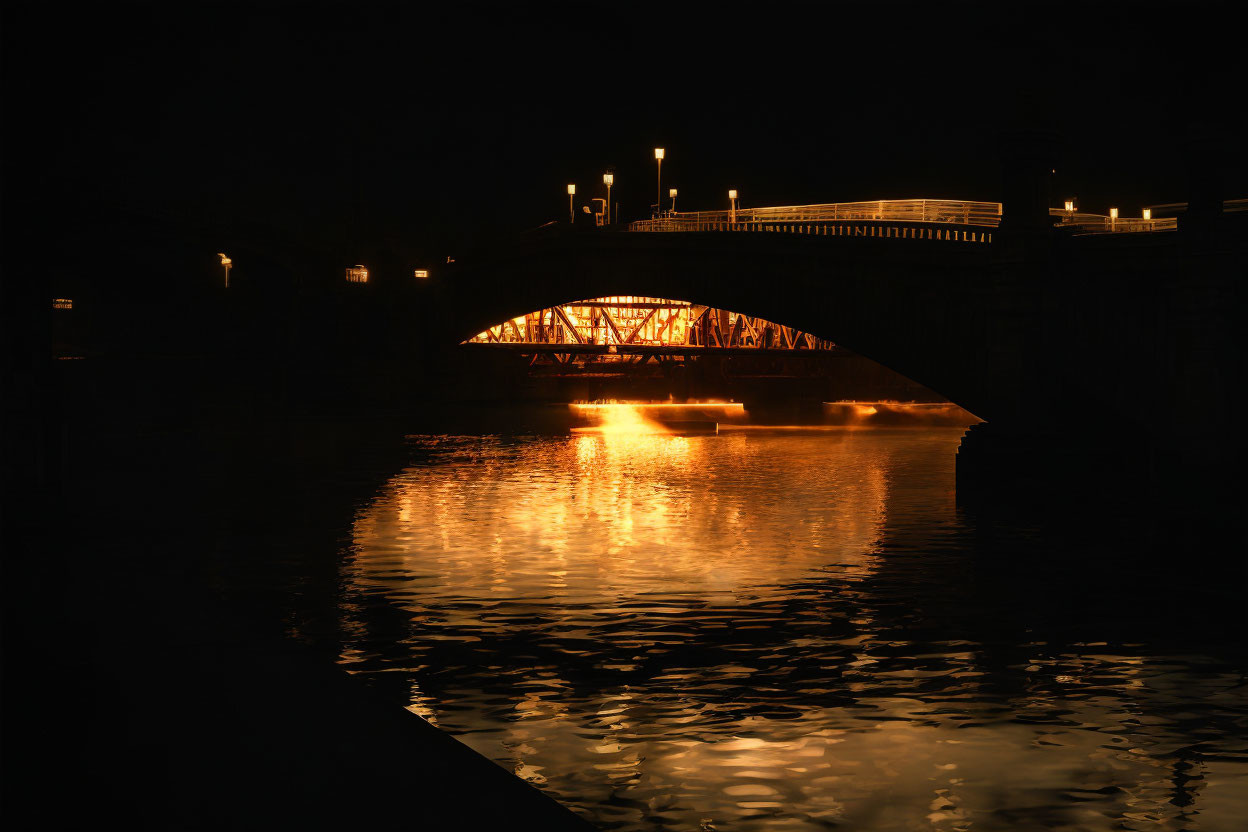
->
[1064,199,1075,223]
[1109,206,1118,230]
[217,252,232,288]
[603,173,614,225]
[669,188,678,214]
[567,184,576,224]
[654,148,664,214]
[728,189,738,224]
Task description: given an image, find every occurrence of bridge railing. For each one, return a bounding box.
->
[628,217,996,243]
[629,199,1002,233]
[1049,209,1179,234]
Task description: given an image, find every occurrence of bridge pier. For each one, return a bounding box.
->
[955,422,1150,504]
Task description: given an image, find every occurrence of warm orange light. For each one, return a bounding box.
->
[1109,207,1119,219]
[567,184,576,195]
[52,298,73,309]
[572,404,670,437]
[1064,200,1074,212]
[414,269,429,279]
[654,148,665,160]
[217,252,232,266]
[346,265,369,283]
[728,189,738,200]
[603,173,614,186]
[1142,208,1151,220]
[669,188,678,198]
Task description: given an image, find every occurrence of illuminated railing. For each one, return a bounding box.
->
[629,199,1002,235]
[1049,209,1178,234]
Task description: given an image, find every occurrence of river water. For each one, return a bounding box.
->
[309,416,1247,831]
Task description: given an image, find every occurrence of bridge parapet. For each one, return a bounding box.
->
[628,217,995,243]
[630,198,1001,232]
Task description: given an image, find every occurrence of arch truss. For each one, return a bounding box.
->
[465,296,843,374]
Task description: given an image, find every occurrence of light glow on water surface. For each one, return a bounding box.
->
[334,428,1248,831]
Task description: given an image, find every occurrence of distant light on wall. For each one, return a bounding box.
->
[346,265,369,283]
[669,188,678,198]
[1142,208,1151,220]
[603,173,614,186]
[654,148,665,160]
[52,298,73,309]
[414,269,430,279]
[728,189,738,200]
[1109,207,1119,219]
[567,184,576,195]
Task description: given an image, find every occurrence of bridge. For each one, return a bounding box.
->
[432,190,1245,500]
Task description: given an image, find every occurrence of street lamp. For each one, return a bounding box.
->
[603,173,614,225]
[654,148,664,213]
[669,188,678,213]
[567,184,576,224]
[1142,208,1152,221]
[728,189,738,224]
[217,252,232,288]
[1109,206,1118,230]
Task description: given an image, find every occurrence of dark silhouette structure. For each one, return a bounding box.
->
[430,172,1244,505]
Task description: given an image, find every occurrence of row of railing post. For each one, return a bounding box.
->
[627,219,994,243]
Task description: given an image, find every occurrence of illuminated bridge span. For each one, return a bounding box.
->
[627,197,1196,237]
[629,199,1001,240]
[466,296,842,372]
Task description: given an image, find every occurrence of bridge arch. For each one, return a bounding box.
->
[434,230,1000,419]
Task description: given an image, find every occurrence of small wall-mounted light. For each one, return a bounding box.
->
[414,269,430,279]
[1142,208,1152,220]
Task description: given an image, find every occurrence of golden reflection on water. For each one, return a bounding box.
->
[338,424,1248,831]
[350,418,887,609]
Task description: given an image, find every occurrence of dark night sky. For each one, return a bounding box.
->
[4,0,1243,290]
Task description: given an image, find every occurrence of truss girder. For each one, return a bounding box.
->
[467,296,836,355]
